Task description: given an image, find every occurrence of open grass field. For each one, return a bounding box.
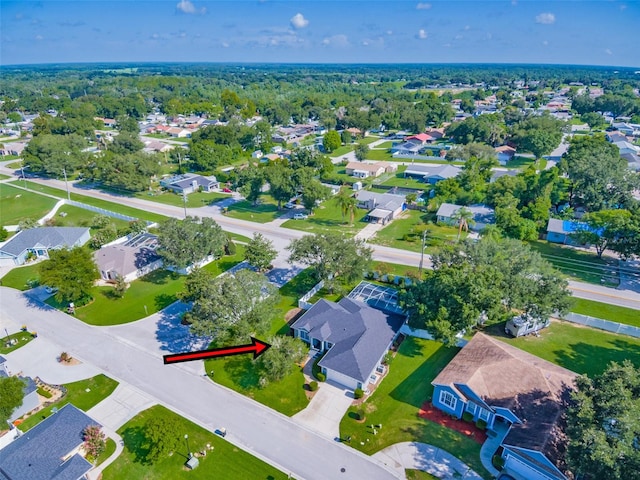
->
[527,240,618,286]
[0,263,42,290]
[49,204,131,231]
[281,196,369,236]
[0,183,58,225]
[485,320,640,378]
[570,298,640,327]
[365,149,394,161]
[339,337,491,479]
[224,196,283,223]
[328,144,354,157]
[102,405,288,480]
[9,180,168,223]
[135,189,230,208]
[18,374,118,432]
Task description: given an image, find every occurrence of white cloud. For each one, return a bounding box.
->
[535,12,555,24]
[35,34,44,41]
[464,25,470,31]
[605,48,613,55]
[322,34,349,47]
[386,30,393,35]
[222,41,230,48]
[416,2,431,9]
[417,29,428,39]
[176,0,206,15]
[454,34,463,40]
[290,13,309,29]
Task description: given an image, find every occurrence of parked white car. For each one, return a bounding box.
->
[293,213,308,220]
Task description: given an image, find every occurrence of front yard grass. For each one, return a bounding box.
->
[0,183,58,225]
[0,263,42,290]
[485,320,640,378]
[340,337,491,479]
[0,331,36,354]
[134,189,230,208]
[224,196,283,223]
[527,240,618,286]
[406,470,439,480]
[328,145,354,157]
[570,298,640,327]
[281,196,369,236]
[18,374,118,431]
[102,405,288,480]
[365,149,394,161]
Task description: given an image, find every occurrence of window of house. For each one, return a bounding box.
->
[298,329,309,341]
[466,402,477,415]
[439,390,457,410]
[478,408,490,421]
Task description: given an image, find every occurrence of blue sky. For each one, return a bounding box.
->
[1,0,639,67]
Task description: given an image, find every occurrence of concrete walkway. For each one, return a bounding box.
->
[293,381,354,440]
[86,428,124,480]
[374,442,484,479]
[479,421,510,478]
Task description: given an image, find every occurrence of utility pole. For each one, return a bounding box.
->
[418,228,427,279]
[182,193,188,218]
[62,168,70,201]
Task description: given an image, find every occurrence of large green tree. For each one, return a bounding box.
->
[0,376,26,424]
[23,133,87,177]
[183,269,279,343]
[511,114,565,158]
[258,335,306,382]
[39,247,99,303]
[144,415,182,464]
[573,209,638,259]
[566,361,640,480]
[157,216,226,270]
[287,233,372,289]
[322,130,341,153]
[399,237,571,344]
[300,180,330,212]
[244,233,277,271]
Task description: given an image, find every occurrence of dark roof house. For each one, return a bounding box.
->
[0,404,100,480]
[291,298,404,390]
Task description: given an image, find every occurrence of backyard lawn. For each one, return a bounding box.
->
[370,210,463,253]
[49,204,131,231]
[570,298,640,327]
[339,337,491,480]
[0,331,36,354]
[102,405,288,480]
[0,262,42,290]
[527,240,618,286]
[486,320,640,378]
[18,374,118,431]
[365,149,394,161]
[378,167,429,189]
[280,196,369,236]
[0,183,58,225]
[224,196,283,223]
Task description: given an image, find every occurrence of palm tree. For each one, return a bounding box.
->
[451,207,474,240]
[336,186,357,225]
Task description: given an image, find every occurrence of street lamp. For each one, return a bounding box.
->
[182,193,188,218]
[62,167,70,201]
[184,434,191,458]
[418,228,428,278]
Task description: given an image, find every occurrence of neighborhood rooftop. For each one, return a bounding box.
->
[0,227,90,257]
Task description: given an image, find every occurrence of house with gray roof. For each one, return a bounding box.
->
[160,173,219,195]
[0,227,90,267]
[436,203,495,232]
[290,297,405,391]
[355,190,406,224]
[403,164,461,184]
[94,233,161,283]
[0,404,100,480]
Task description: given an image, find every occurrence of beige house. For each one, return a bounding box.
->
[345,161,398,178]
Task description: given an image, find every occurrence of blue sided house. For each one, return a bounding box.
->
[0,404,101,480]
[546,218,602,246]
[432,333,576,480]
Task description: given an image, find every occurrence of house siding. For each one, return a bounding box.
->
[547,232,569,244]
[325,369,360,391]
[432,385,465,418]
[9,390,39,422]
[502,448,565,480]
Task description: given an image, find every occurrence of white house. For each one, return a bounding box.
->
[94,233,162,283]
[436,203,495,232]
[0,227,90,267]
[160,173,219,195]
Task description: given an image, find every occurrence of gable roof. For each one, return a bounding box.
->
[161,173,217,190]
[291,298,404,383]
[0,228,90,258]
[0,404,99,480]
[94,234,160,277]
[432,333,576,475]
[355,190,405,213]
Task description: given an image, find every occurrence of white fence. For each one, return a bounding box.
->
[298,280,324,310]
[560,312,640,339]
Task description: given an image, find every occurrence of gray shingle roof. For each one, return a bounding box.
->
[0,404,99,480]
[291,298,404,383]
[0,228,90,258]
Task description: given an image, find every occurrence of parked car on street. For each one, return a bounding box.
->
[293,213,308,220]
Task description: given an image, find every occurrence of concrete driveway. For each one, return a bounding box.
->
[293,381,354,440]
[87,384,156,431]
[4,336,101,384]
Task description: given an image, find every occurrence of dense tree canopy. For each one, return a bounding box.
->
[23,133,87,177]
[157,216,226,269]
[399,237,571,344]
[39,246,99,303]
[0,376,26,424]
[511,114,565,158]
[244,233,277,271]
[566,361,640,480]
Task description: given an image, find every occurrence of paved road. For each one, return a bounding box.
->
[0,287,399,480]
[3,168,640,311]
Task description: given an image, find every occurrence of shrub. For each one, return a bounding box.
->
[462,411,474,423]
[309,381,318,391]
[316,372,326,382]
[59,352,71,363]
[354,388,364,399]
[225,239,237,255]
[354,409,366,421]
[382,353,393,365]
[492,454,505,470]
[386,274,395,284]
[476,419,487,430]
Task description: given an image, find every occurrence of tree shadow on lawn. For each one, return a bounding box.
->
[121,425,152,465]
[140,270,178,285]
[154,293,178,311]
[552,338,640,377]
[221,355,264,391]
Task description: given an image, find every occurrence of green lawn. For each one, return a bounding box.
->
[406,470,439,480]
[370,210,463,253]
[281,196,369,236]
[49,204,131,231]
[370,261,422,281]
[505,156,536,169]
[0,183,58,225]
[0,173,10,180]
[18,374,118,431]
[102,405,288,480]
[9,180,167,223]
[357,136,381,145]
[373,141,394,149]
[135,190,230,209]
[486,320,640,378]
[339,337,491,479]
[224,196,283,223]
[527,240,618,286]
[378,168,429,189]
[97,438,117,466]
[0,263,42,290]
[0,331,36,354]
[569,298,640,327]
[328,145,354,157]
[365,149,394,161]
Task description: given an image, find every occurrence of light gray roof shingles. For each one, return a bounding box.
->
[0,227,89,258]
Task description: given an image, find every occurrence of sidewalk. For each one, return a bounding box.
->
[373,442,484,479]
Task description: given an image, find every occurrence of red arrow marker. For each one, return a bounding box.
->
[163,337,271,365]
